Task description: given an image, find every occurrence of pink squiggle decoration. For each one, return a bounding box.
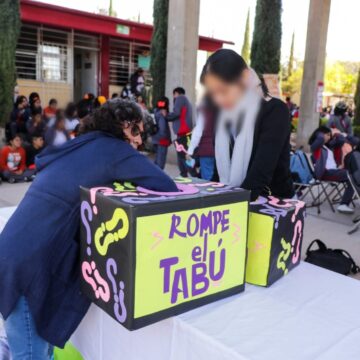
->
[291,220,302,264]
[151,231,164,250]
[232,223,241,244]
[82,261,111,302]
[265,197,306,223]
[174,141,188,154]
[268,196,293,208]
[137,183,199,196]
[90,187,115,215]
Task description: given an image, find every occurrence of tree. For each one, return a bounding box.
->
[281,63,303,97]
[288,32,295,78]
[250,0,282,74]
[150,0,168,108]
[0,0,20,126]
[108,0,117,17]
[241,9,251,64]
[354,68,360,134]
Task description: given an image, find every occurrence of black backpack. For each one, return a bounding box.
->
[305,239,360,275]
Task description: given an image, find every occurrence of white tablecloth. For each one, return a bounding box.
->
[1,207,360,359]
[71,262,360,360]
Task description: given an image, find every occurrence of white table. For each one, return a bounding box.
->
[1,207,360,359]
[71,262,360,360]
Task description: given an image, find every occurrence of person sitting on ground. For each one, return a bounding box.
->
[93,95,107,109]
[120,82,133,100]
[27,92,42,119]
[7,95,29,140]
[43,98,58,124]
[27,108,46,140]
[111,92,119,99]
[327,101,353,136]
[309,126,355,214]
[44,109,70,147]
[152,97,171,169]
[64,102,80,136]
[0,134,35,183]
[0,99,177,360]
[25,135,44,169]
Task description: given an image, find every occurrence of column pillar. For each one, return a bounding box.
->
[100,35,110,98]
[165,0,200,107]
[297,0,331,148]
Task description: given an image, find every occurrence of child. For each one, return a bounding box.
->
[25,135,44,169]
[44,110,70,147]
[152,97,171,169]
[0,134,35,183]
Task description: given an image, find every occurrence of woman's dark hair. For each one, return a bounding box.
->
[308,126,331,145]
[173,87,186,95]
[15,95,27,108]
[78,99,143,140]
[65,102,77,118]
[200,49,247,84]
[29,92,40,105]
[49,98,57,106]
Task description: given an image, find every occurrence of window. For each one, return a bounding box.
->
[40,44,67,81]
[16,26,37,80]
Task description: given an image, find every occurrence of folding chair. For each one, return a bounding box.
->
[347,173,360,234]
[293,152,342,214]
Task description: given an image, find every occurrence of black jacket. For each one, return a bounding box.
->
[241,97,294,200]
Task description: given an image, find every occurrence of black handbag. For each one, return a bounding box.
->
[305,239,360,275]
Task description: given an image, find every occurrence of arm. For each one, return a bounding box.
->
[0,148,9,171]
[111,149,178,192]
[241,101,290,199]
[166,97,183,122]
[187,112,204,156]
[310,133,325,153]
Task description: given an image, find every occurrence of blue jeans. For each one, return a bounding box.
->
[4,297,53,360]
[154,145,168,170]
[199,157,215,181]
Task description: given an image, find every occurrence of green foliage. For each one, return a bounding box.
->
[251,0,282,74]
[288,32,295,78]
[241,9,251,64]
[354,68,360,127]
[324,61,358,95]
[0,0,20,125]
[150,0,168,109]
[281,63,303,96]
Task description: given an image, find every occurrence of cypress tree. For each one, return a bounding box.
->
[0,0,20,126]
[250,0,282,74]
[288,32,295,78]
[241,9,251,64]
[354,68,360,136]
[150,0,169,108]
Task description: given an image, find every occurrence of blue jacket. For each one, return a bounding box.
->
[152,110,171,146]
[0,131,177,347]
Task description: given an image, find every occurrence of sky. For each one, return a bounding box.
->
[34,0,360,63]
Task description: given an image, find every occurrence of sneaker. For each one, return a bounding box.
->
[337,204,355,214]
[8,177,16,184]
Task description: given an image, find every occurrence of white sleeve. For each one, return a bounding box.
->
[187,112,205,156]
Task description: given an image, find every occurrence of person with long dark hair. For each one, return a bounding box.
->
[309,125,354,213]
[0,99,177,359]
[200,49,294,200]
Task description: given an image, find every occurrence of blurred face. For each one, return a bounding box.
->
[202,69,250,110]
[18,98,27,109]
[56,118,66,130]
[50,102,57,110]
[33,137,44,149]
[34,98,41,108]
[173,91,180,99]
[122,121,144,149]
[33,114,42,124]
[323,132,331,143]
[11,136,22,148]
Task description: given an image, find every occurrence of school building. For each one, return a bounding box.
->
[17,0,231,106]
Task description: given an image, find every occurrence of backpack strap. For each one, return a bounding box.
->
[333,249,360,274]
[306,239,327,256]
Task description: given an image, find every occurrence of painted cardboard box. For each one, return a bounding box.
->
[80,178,250,330]
[246,196,306,287]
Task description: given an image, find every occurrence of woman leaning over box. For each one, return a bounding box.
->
[200,49,294,201]
[0,99,178,359]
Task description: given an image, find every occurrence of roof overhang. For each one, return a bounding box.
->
[20,0,234,51]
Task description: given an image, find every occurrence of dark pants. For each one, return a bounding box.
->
[322,169,354,205]
[177,151,198,178]
[2,169,36,182]
[154,145,168,170]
